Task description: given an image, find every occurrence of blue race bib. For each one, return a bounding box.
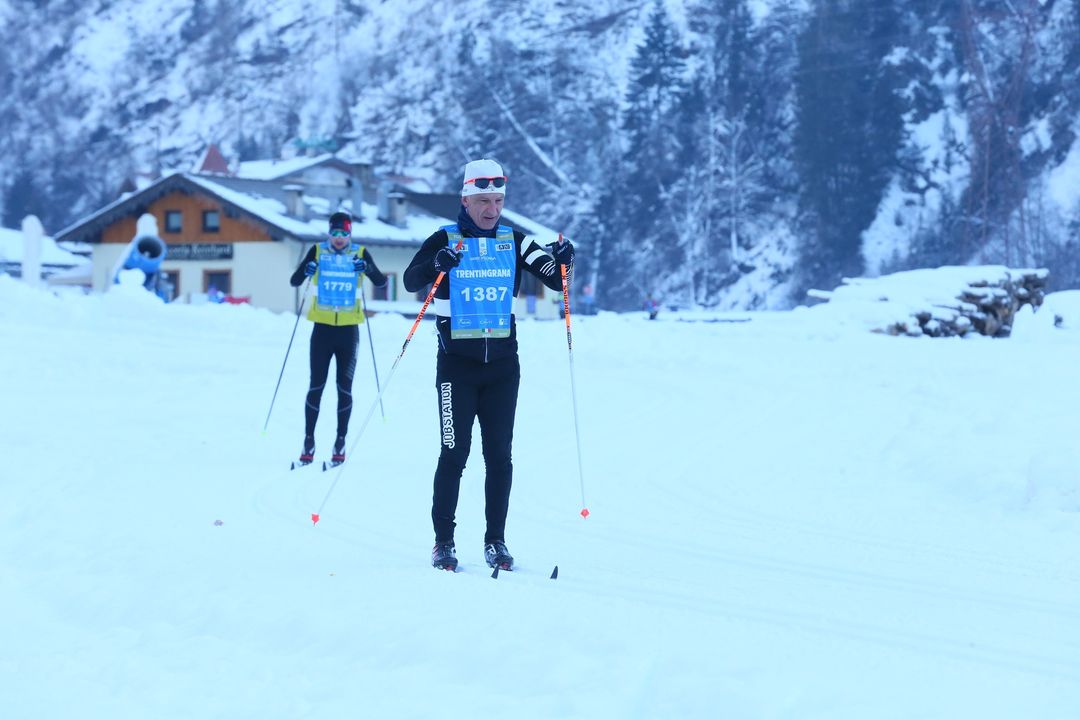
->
[316,246,358,311]
[447,226,516,339]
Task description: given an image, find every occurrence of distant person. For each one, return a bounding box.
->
[289,212,387,466]
[403,158,574,572]
[581,283,596,315]
[644,294,659,320]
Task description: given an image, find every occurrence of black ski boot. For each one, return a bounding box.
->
[431,542,458,571]
[331,434,346,465]
[484,541,514,571]
[292,436,315,469]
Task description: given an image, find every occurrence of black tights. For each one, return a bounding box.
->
[305,324,359,438]
[431,353,520,544]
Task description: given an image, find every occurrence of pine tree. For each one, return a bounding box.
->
[2,170,48,229]
[794,0,905,293]
[887,2,969,271]
[685,0,772,303]
[952,0,1047,267]
[600,1,687,311]
[235,134,262,162]
[180,0,212,44]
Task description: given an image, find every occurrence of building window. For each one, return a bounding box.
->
[373,273,397,301]
[204,269,231,297]
[161,270,180,302]
[202,210,221,233]
[164,210,182,233]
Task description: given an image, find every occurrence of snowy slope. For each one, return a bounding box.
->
[1,275,1079,719]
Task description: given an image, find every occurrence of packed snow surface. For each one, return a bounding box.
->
[2,274,1078,719]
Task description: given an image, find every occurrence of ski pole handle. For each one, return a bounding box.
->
[398,237,463,357]
[558,234,572,350]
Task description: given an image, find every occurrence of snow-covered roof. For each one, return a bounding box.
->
[0,226,87,266]
[234,154,341,181]
[53,172,182,242]
[45,262,93,286]
[381,173,434,194]
[53,168,560,253]
[58,240,94,257]
[184,175,327,238]
[187,175,451,244]
[53,171,455,249]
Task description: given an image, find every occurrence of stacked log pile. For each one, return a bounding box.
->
[809,266,1049,337]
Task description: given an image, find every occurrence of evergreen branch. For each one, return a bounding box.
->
[488,89,574,188]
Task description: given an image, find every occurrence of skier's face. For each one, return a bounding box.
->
[462,193,504,230]
[329,230,350,251]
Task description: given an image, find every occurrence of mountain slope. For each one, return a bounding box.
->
[2,0,1078,309]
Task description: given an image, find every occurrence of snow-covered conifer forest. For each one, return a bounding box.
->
[3,0,1079,309]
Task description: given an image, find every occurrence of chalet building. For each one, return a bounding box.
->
[53,148,563,318]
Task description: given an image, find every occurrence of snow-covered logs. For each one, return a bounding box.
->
[809,266,1049,337]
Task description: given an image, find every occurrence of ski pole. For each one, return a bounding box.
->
[358,282,385,421]
[312,239,462,526]
[558,234,589,519]
[263,278,312,434]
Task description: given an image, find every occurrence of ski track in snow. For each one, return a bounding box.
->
[3,278,1079,719]
[250,412,1080,686]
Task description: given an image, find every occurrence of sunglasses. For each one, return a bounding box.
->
[329,230,350,238]
[465,176,506,190]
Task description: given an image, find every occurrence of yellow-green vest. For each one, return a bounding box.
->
[308,242,367,326]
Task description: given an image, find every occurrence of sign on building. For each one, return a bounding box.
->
[166,243,234,261]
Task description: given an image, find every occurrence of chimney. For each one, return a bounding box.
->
[388,191,407,227]
[377,181,407,227]
[347,177,364,222]
[283,184,306,219]
[348,161,375,204]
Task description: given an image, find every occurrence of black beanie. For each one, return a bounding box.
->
[329,212,352,234]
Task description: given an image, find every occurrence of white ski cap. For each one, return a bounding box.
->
[461,158,506,197]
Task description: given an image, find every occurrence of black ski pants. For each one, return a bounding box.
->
[431,352,520,545]
[305,323,359,438]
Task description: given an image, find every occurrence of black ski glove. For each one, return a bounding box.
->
[551,239,574,266]
[434,247,462,272]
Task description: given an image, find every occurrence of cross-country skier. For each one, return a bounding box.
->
[290,211,387,466]
[403,158,575,571]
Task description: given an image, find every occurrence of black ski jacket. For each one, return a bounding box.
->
[403,225,571,363]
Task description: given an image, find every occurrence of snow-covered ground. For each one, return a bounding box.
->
[1,273,1078,719]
